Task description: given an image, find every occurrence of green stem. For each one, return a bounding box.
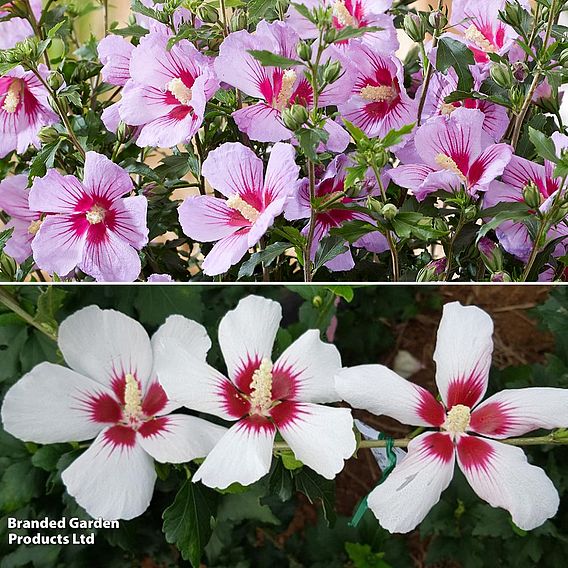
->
[520,217,548,281]
[0,289,58,342]
[444,209,465,281]
[304,160,317,283]
[273,432,568,452]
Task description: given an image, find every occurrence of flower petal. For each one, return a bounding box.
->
[263,142,300,202]
[470,388,568,438]
[138,414,227,463]
[152,315,211,363]
[336,364,445,427]
[61,429,156,520]
[468,143,513,190]
[433,302,494,408]
[201,230,252,276]
[29,169,85,213]
[218,295,281,382]
[272,402,356,479]
[1,362,110,443]
[58,305,153,390]
[233,103,292,143]
[201,142,264,199]
[388,164,433,189]
[193,418,276,489]
[82,151,134,201]
[456,435,559,530]
[97,34,134,87]
[273,329,342,403]
[367,432,455,533]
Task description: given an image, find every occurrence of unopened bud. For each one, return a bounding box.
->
[429,10,447,31]
[509,85,524,109]
[199,5,218,24]
[500,1,524,29]
[512,61,528,82]
[38,126,60,144]
[373,148,389,169]
[490,62,514,89]
[297,41,312,62]
[381,203,398,220]
[281,108,302,131]
[229,9,247,32]
[522,182,542,209]
[404,13,426,43]
[312,295,323,308]
[116,121,130,143]
[323,28,337,45]
[291,104,309,125]
[464,204,478,221]
[48,71,64,91]
[478,237,503,273]
[323,60,342,85]
[491,271,512,282]
[368,198,384,215]
[417,258,446,282]
[550,201,568,225]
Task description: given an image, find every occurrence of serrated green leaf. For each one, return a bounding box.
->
[529,126,559,163]
[436,37,475,91]
[294,468,336,525]
[237,242,291,279]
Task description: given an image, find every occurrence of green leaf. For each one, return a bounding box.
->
[290,2,317,24]
[31,444,70,472]
[436,37,475,91]
[0,228,14,253]
[313,237,349,273]
[479,201,530,219]
[0,61,19,76]
[0,462,43,512]
[47,19,67,38]
[477,210,532,240]
[247,50,302,68]
[281,450,304,470]
[29,139,62,179]
[268,460,294,501]
[333,25,381,43]
[391,212,446,241]
[248,0,278,22]
[162,479,219,567]
[154,153,195,179]
[134,287,203,327]
[529,126,559,163]
[217,483,279,525]
[294,468,336,525]
[34,287,66,335]
[330,220,378,244]
[381,122,415,148]
[327,285,354,302]
[296,126,328,161]
[345,543,391,568]
[343,119,368,144]
[237,242,291,279]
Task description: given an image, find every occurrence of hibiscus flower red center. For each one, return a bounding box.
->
[86,204,106,225]
[248,358,275,416]
[2,78,23,114]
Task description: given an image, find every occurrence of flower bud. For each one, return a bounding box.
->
[116,121,131,144]
[323,60,342,85]
[291,103,309,125]
[500,1,524,29]
[512,61,528,82]
[199,4,218,24]
[372,147,389,169]
[490,271,512,282]
[368,198,384,215]
[464,204,478,221]
[522,181,542,209]
[429,10,447,31]
[478,237,503,273]
[323,28,337,45]
[490,63,514,89]
[282,106,307,131]
[417,258,446,282]
[48,71,64,91]
[509,85,524,109]
[404,13,426,43]
[550,201,568,225]
[297,41,312,62]
[38,126,60,144]
[229,9,247,33]
[381,203,398,220]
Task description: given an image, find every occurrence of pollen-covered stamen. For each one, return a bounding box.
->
[2,79,22,113]
[435,153,468,184]
[123,373,143,422]
[443,404,471,434]
[27,219,42,235]
[440,102,457,116]
[464,25,495,53]
[226,194,260,223]
[167,78,193,106]
[275,69,297,111]
[86,205,106,225]
[332,0,355,27]
[249,358,274,415]
[360,84,397,103]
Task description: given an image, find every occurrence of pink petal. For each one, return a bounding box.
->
[98,35,134,87]
[110,195,149,250]
[0,174,33,219]
[263,142,300,202]
[233,103,292,143]
[388,164,433,189]
[415,170,463,201]
[367,432,455,533]
[468,143,513,191]
[193,417,276,489]
[470,388,568,438]
[29,169,86,213]
[271,401,356,478]
[433,302,494,409]
[83,151,134,201]
[201,230,252,276]
[336,364,446,427]
[456,435,559,531]
[503,155,547,191]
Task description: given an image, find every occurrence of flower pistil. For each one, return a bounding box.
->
[167,78,193,106]
[226,194,260,222]
[249,358,274,415]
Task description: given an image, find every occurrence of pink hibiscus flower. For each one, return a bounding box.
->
[1,306,226,520]
[0,0,41,49]
[286,0,398,53]
[449,0,530,65]
[178,142,299,276]
[388,108,512,201]
[285,154,388,271]
[337,44,417,141]
[337,302,568,533]
[0,65,59,158]
[156,295,356,489]
[119,32,219,148]
[214,20,351,151]
[484,132,568,261]
[0,174,41,262]
[29,151,148,282]
[423,68,509,143]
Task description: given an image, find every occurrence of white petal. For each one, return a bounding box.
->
[139,414,227,463]
[335,365,446,427]
[193,418,276,489]
[155,342,239,421]
[274,330,342,403]
[58,306,153,389]
[274,403,356,479]
[61,430,156,520]
[433,302,494,408]
[470,388,568,438]
[457,435,559,530]
[151,315,211,364]
[1,363,109,444]
[367,432,455,534]
[218,295,281,380]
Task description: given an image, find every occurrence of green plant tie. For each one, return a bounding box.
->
[349,432,398,527]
